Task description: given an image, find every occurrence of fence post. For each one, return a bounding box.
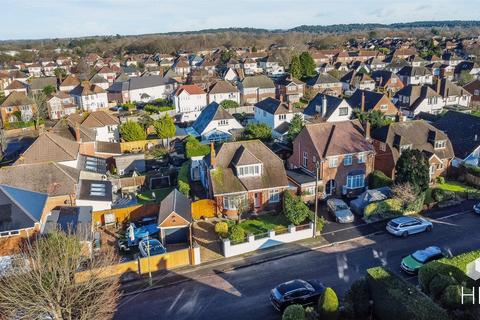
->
[192,242,201,266]
[288,224,295,233]
[268,230,275,238]
[248,234,255,242]
[222,238,230,256]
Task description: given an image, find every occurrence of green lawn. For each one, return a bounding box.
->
[228,214,290,235]
[137,187,173,204]
[425,181,479,204]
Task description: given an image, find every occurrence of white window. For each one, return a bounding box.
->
[329,157,338,168]
[435,140,446,149]
[219,119,229,126]
[312,155,316,163]
[279,114,286,120]
[357,153,367,164]
[379,142,386,152]
[237,164,261,177]
[344,154,352,166]
[380,104,388,110]
[346,174,365,189]
[269,189,280,203]
[391,78,397,84]
[474,89,480,96]
[339,107,349,116]
[400,145,411,152]
[303,151,308,168]
[223,194,247,210]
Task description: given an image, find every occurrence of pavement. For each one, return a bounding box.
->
[114,200,478,320]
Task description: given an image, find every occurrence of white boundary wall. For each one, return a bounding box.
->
[222,223,314,258]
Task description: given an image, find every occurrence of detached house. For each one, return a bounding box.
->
[81,111,120,142]
[0,91,36,125]
[47,91,77,120]
[348,89,398,119]
[371,121,454,182]
[207,80,240,105]
[397,66,433,86]
[238,75,276,104]
[435,79,472,108]
[202,140,289,217]
[4,80,28,96]
[288,120,375,197]
[341,71,376,92]
[305,73,343,97]
[70,81,108,112]
[464,79,480,107]
[174,84,208,122]
[254,97,303,139]
[394,85,443,117]
[191,102,243,143]
[108,75,176,103]
[370,70,404,94]
[59,75,80,92]
[276,76,304,103]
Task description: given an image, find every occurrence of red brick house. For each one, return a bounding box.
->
[371,120,454,182]
[288,120,375,198]
[347,89,399,119]
[203,140,289,217]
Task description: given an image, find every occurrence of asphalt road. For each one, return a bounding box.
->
[115,205,479,320]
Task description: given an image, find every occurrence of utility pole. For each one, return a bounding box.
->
[313,161,319,238]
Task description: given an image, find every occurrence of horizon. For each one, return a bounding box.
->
[1,0,479,41]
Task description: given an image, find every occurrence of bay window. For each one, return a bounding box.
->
[223,194,247,210]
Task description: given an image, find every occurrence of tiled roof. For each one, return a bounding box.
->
[15,132,79,164]
[81,111,119,128]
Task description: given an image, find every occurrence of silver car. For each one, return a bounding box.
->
[327,198,354,223]
[386,216,433,237]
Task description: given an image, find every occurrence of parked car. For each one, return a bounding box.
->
[386,216,433,237]
[474,202,480,214]
[270,279,325,311]
[326,198,354,223]
[400,246,445,274]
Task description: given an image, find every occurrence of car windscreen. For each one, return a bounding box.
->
[388,221,399,228]
[411,250,430,263]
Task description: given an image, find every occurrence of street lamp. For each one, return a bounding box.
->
[313,161,320,238]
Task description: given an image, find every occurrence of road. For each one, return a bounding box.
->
[115,206,479,320]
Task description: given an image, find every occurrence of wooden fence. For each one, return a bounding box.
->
[120,139,164,153]
[92,204,159,226]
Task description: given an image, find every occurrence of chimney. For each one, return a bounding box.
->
[436,79,441,94]
[75,124,81,142]
[287,102,293,112]
[322,95,327,118]
[396,111,403,122]
[210,142,216,168]
[361,92,366,112]
[446,87,449,98]
[365,121,371,140]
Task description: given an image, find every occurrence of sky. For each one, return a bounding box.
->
[1,0,479,40]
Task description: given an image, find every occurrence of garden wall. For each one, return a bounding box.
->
[222,223,313,258]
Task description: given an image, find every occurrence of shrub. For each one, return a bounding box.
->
[120,121,146,142]
[437,176,446,184]
[214,222,229,238]
[185,135,210,159]
[432,188,455,202]
[177,162,190,196]
[369,170,393,189]
[367,267,449,320]
[318,287,339,320]
[229,225,245,244]
[364,198,402,218]
[220,99,239,109]
[343,278,370,319]
[429,274,458,300]
[282,304,305,320]
[283,191,312,225]
[440,285,464,309]
[464,164,480,177]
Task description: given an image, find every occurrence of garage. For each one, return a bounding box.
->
[157,189,192,246]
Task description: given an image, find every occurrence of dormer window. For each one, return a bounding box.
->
[400,144,411,152]
[435,140,446,149]
[237,164,262,177]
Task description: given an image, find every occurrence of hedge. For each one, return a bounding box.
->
[464,164,480,177]
[282,304,306,320]
[214,221,229,238]
[318,287,339,320]
[229,225,245,244]
[177,161,190,196]
[343,278,371,319]
[185,136,210,159]
[431,188,455,202]
[369,170,393,189]
[418,250,480,309]
[364,198,402,218]
[367,267,449,320]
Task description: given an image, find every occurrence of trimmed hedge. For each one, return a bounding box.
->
[343,278,371,319]
[282,304,306,320]
[367,267,449,320]
[364,198,402,218]
[229,225,245,244]
[177,161,190,196]
[431,188,455,202]
[318,287,339,320]
[369,170,393,189]
[429,274,457,300]
[214,222,229,238]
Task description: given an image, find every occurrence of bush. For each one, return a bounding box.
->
[214,222,229,238]
[429,274,458,300]
[464,164,480,177]
[437,176,446,184]
[283,191,312,225]
[144,104,174,114]
[367,267,449,320]
[364,198,402,218]
[431,188,455,202]
[418,250,480,295]
[282,304,305,320]
[120,121,146,142]
[229,225,246,244]
[369,170,393,189]
[185,135,210,159]
[318,287,339,320]
[177,162,190,196]
[220,99,239,109]
[343,278,371,319]
[440,285,464,309]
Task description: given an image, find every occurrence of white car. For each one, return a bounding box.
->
[326,198,354,223]
[474,203,480,215]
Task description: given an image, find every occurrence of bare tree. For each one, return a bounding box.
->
[392,182,417,210]
[0,230,120,320]
[29,91,48,129]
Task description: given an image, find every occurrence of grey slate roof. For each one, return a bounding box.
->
[192,102,235,135]
[255,97,299,115]
[305,73,341,86]
[241,75,274,89]
[158,189,191,224]
[304,93,346,117]
[43,206,93,239]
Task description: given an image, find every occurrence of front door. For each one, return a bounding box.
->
[254,192,261,208]
[326,180,336,196]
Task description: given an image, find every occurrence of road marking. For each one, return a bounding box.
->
[432,210,473,221]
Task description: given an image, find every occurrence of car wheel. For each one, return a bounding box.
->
[402,231,409,238]
[426,225,433,232]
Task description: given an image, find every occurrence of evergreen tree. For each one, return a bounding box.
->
[120,121,146,142]
[299,51,316,78]
[154,114,176,140]
[289,55,302,79]
[287,114,304,141]
[395,149,430,194]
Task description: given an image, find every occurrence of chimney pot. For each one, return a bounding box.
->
[361,92,366,112]
[322,95,327,118]
[210,142,216,168]
[75,124,81,142]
